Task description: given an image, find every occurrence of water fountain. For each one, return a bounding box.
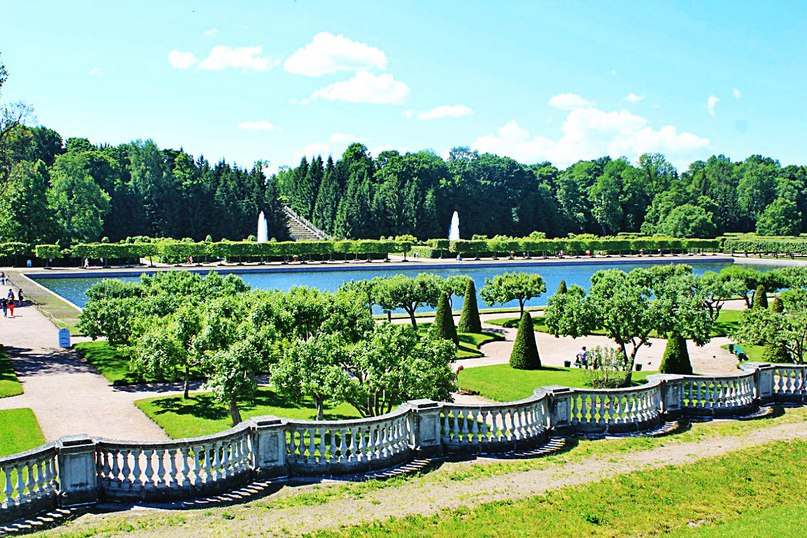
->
[257,211,269,243]
[448,211,460,241]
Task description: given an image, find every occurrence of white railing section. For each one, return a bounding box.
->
[682,373,755,410]
[0,444,58,511]
[569,384,661,428]
[771,366,806,397]
[440,395,549,447]
[96,426,252,498]
[285,408,410,470]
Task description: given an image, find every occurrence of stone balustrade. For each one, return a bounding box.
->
[2,362,805,524]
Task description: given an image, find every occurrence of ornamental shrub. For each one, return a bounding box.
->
[771,297,784,313]
[659,333,693,375]
[510,311,541,370]
[754,284,768,309]
[556,279,567,295]
[431,292,458,345]
[457,279,482,334]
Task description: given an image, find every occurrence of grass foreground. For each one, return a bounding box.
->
[0,345,23,398]
[459,363,655,401]
[0,408,46,457]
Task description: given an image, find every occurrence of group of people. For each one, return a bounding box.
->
[1,282,24,318]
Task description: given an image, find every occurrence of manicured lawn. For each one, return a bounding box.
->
[312,440,807,538]
[417,323,504,359]
[711,308,742,337]
[75,340,146,385]
[136,387,362,439]
[722,342,766,363]
[459,364,655,401]
[0,346,23,398]
[0,408,46,457]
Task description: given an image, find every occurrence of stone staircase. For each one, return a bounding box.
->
[283,205,331,241]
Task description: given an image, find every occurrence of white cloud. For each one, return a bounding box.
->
[237,120,279,131]
[89,67,102,76]
[707,95,720,116]
[284,32,387,76]
[168,49,199,70]
[296,142,333,161]
[624,92,644,103]
[203,28,218,37]
[732,88,742,100]
[329,132,365,144]
[416,104,473,121]
[548,93,594,110]
[310,71,410,105]
[198,45,277,71]
[472,106,710,170]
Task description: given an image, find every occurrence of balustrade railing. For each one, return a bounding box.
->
[285,408,411,473]
[569,383,661,434]
[440,395,549,451]
[681,373,755,415]
[771,365,807,400]
[0,444,59,520]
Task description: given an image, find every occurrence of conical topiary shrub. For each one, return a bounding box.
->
[659,333,693,375]
[771,296,783,313]
[754,284,768,309]
[510,311,541,370]
[762,342,789,363]
[431,292,458,345]
[457,279,482,334]
[556,279,567,295]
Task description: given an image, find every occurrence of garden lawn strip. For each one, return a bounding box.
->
[0,345,23,398]
[0,408,45,456]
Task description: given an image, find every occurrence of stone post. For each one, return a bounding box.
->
[647,374,685,419]
[251,416,288,478]
[406,399,443,457]
[541,386,574,436]
[56,435,98,506]
[741,363,774,404]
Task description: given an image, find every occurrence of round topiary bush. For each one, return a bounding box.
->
[510,311,541,370]
[431,292,458,345]
[754,284,768,309]
[457,279,482,334]
[659,333,693,375]
[771,296,783,313]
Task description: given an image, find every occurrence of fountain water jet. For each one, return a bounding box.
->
[448,211,460,241]
[257,211,269,243]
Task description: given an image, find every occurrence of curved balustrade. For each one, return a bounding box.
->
[0,444,58,522]
[96,423,253,501]
[569,382,661,434]
[284,407,411,474]
[440,394,549,453]
[681,372,756,416]
[771,365,807,402]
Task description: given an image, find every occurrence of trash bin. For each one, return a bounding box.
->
[635,363,643,371]
[564,360,572,368]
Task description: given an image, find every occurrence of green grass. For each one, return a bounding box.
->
[417,323,504,359]
[136,387,362,439]
[459,364,655,401]
[0,345,23,398]
[0,408,46,457]
[313,440,807,538]
[74,340,150,385]
[670,501,807,537]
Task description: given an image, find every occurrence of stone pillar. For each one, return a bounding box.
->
[56,435,98,506]
[541,386,574,436]
[407,399,443,457]
[647,374,685,419]
[742,363,774,404]
[251,416,288,478]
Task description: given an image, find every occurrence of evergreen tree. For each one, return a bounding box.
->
[457,279,483,333]
[753,284,768,309]
[0,160,57,243]
[556,279,568,295]
[430,292,458,345]
[510,311,541,369]
[761,296,789,362]
[659,333,693,375]
[312,156,339,232]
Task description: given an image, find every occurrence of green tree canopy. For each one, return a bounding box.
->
[480,272,546,318]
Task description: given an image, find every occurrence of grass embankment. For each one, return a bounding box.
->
[0,408,46,457]
[136,388,362,439]
[6,270,83,335]
[314,440,807,537]
[459,364,655,401]
[0,345,23,398]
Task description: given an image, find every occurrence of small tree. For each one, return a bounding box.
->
[441,275,471,309]
[753,284,768,309]
[659,333,693,375]
[457,279,482,333]
[480,272,546,318]
[734,288,807,364]
[430,292,458,345]
[555,279,567,295]
[510,311,541,370]
[372,273,441,329]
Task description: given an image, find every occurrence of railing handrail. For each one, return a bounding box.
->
[565,378,663,395]
[283,205,331,240]
[95,419,253,449]
[284,405,410,428]
[0,442,57,466]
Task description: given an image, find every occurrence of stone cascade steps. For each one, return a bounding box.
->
[283,205,330,242]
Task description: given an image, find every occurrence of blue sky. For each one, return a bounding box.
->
[1,1,805,172]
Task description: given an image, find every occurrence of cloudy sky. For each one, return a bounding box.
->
[1,1,805,172]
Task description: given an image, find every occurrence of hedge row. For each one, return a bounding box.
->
[444,237,721,257]
[722,235,807,255]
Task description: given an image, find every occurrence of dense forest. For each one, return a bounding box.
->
[277,145,807,241]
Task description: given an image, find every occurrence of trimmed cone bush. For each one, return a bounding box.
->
[431,292,458,345]
[457,279,482,334]
[556,279,567,295]
[771,296,783,313]
[754,284,768,309]
[510,311,541,370]
[659,333,693,375]
[762,342,790,363]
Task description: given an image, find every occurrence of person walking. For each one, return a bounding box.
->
[0,272,5,285]
[575,346,588,369]
[7,296,13,317]
[17,288,24,306]
[1,297,6,317]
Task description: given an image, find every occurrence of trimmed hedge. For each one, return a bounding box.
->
[510,311,541,370]
[430,292,458,345]
[457,279,482,333]
[659,333,693,375]
[723,235,807,255]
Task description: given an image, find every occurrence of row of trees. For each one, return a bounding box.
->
[279,145,807,240]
